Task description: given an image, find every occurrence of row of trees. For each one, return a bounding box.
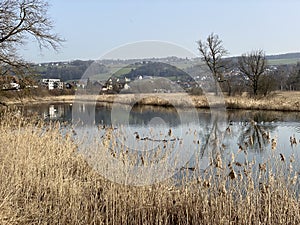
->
[197,33,274,97]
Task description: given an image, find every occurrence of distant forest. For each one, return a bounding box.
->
[35,60,108,81]
[266,52,300,60]
[118,61,192,81]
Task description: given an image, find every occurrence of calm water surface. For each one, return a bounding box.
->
[22,103,300,175]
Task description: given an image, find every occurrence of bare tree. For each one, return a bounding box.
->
[286,63,300,91]
[197,33,228,95]
[0,0,63,71]
[238,50,267,96]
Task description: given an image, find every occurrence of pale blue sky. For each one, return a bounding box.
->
[21,0,300,63]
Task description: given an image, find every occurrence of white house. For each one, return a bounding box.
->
[41,79,63,90]
[10,82,20,90]
[125,77,131,82]
[2,82,20,90]
[124,83,130,90]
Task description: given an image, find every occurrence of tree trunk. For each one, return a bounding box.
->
[226,80,231,96]
[214,79,218,96]
[253,80,258,96]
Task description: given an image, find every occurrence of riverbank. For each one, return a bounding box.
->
[1,91,300,111]
[1,114,299,224]
[225,91,300,111]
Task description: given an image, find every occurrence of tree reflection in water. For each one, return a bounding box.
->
[21,103,300,157]
[228,111,278,153]
[237,120,271,153]
[199,114,225,158]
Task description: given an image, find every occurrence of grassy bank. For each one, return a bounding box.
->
[225,91,300,111]
[0,111,300,224]
[1,91,300,111]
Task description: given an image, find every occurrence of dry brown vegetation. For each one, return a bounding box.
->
[225,91,300,111]
[2,91,300,112]
[0,109,300,224]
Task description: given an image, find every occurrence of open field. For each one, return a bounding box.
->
[268,58,300,65]
[0,112,300,224]
[2,91,300,112]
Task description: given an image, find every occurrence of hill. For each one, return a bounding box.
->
[266,52,300,60]
[32,52,300,82]
[266,53,300,65]
[112,61,192,82]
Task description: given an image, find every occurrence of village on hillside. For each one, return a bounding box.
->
[1,54,300,96]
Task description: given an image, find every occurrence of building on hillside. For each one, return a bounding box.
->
[124,83,130,90]
[0,75,20,90]
[65,82,73,89]
[41,79,64,90]
[2,82,20,90]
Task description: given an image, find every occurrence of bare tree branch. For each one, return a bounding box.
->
[0,0,64,70]
[238,50,267,96]
[197,33,228,95]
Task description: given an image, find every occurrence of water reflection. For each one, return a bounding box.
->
[18,103,300,186]
[21,103,300,158]
[22,103,73,121]
[236,120,276,153]
[128,104,181,127]
[199,113,225,157]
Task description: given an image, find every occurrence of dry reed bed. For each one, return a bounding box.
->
[225,94,300,111]
[0,111,300,224]
[3,91,300,112]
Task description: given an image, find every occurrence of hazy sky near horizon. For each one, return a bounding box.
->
[21,0,300,63]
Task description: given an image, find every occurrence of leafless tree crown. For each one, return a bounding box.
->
[0,0,63,69]
[238,49,267,96]
[197,33,228,81]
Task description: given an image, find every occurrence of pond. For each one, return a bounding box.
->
[21,103,300,184]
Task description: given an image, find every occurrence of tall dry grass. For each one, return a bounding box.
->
[0,110,300,224]
[2,91,300,112]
